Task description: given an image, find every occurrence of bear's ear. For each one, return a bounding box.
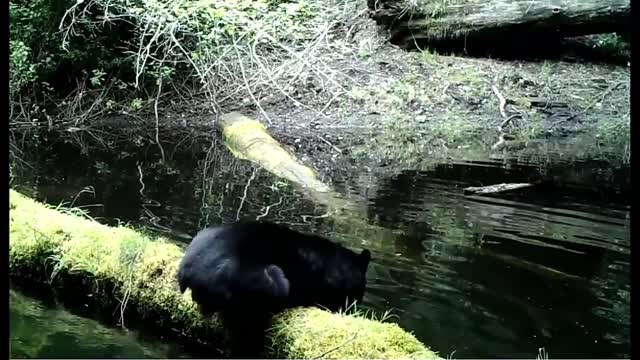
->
[359,249,372,268]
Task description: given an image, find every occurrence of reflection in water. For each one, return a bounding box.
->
[10,134,630,358]
[10,289,192,358]
[360,168,629,358]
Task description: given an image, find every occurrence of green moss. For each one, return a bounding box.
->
[9,189,441,359]
[272,308,436,359]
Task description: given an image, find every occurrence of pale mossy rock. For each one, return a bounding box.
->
[9,189,441,359]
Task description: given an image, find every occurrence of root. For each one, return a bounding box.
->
[236,167,258,221]
[490,75,525,150]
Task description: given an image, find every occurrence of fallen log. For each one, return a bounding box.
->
[8,189,440,359]
[368,0,630,48]
[217,112,332,195]
[463,183,534,196]
[216,112,408,254]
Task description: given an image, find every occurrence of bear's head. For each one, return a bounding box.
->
[322,248,372,311]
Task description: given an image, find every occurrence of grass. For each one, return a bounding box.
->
[9,188,441,359]
[271,307,432,359]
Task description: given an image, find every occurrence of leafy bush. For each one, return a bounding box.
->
[9,40,37,95]
[10,0,137,96]
[9,0,333,97]
[9,0,362,129]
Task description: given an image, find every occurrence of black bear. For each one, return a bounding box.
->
[177,220,371,314]
[177,220,372,357]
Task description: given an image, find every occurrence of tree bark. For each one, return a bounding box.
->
[368,0,630,48]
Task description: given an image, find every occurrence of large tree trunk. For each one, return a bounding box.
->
[368,0,630,48]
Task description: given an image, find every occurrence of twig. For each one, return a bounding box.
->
[252,26,345,92]
[256,197,283,220]
[463,182,534,196]
[491,76,525,149]
[316,135,343,154]
[491,133,506,150]
[236,168,258,221]
[560,80,626,125]
[249,37,308,110]
[313,90,342,120]
[491,82,508,119]
[233,45,272,125]
[70,186,96,207]
[137,162,146,197]
[498,114,521,133]
[312,332,359,359]
[153,80,166,163]
[153,50,171,163]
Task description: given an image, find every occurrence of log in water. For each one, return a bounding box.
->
[8,189,440,359]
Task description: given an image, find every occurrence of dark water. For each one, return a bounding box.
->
[10,289,193,358]
[10,131,630,358]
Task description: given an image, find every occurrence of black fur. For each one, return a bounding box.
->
[176,220,372,357]
[177,220,371,314]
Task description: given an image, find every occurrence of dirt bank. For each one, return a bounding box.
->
[244,20,629,168]
[13,16,629,177]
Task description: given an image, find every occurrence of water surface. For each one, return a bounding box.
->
[10,289,194,358]
[10,132,630,358]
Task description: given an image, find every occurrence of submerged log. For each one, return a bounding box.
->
[368,0,630,48]
[216,112,407,254]
[463,183,534,196]
[217,112,332,195]
[8,189,440,359]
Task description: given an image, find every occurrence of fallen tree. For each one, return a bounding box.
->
[9,189,440,359]
[216,112,409,254]
[367,0,630,48]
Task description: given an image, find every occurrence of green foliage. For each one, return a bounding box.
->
[595,115,630,146]
[420,48,439,64]
[129,98,144,112]
[591,33,630,59]
[90,69,107,87]
[11,0,317,89]
[9,40,37,94]
[9,0,137,96]
[9,0,325,109]
[9,0,59,94]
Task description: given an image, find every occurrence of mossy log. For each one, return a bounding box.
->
[9,189,440,359]
[217,112,333,195]
[368,0,630,47]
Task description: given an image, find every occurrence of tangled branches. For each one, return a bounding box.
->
[57,0,368,119]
